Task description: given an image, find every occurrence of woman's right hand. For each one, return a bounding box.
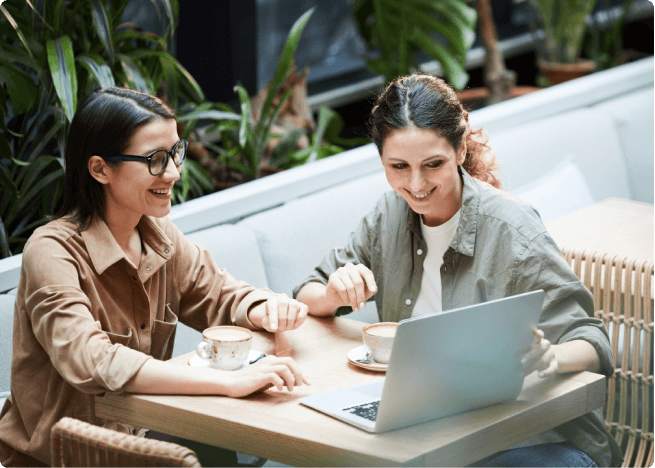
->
[326,263,378,313]
[224,355,310,398]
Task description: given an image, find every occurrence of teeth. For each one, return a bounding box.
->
[151,189,170,195]
[411,191,430,199]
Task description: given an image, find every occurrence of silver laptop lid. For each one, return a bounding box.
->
[375,290,545,432]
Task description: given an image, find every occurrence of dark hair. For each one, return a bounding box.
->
[369,74,500,188]
[55,87,176,229]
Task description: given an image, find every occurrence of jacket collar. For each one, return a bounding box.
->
[82,215,174,275]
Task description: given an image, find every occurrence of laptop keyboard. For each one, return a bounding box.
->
[343,400,380,422]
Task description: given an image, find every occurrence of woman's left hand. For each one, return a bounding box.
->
[249,294,309,332]
[520,329,558,378]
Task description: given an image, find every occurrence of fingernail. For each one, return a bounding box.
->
[370,286,377,292]
[520,358,527,366]
[538,372,545,378]
[359,302,365,309]
[271,323,277,331]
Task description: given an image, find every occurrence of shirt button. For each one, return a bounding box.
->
[146,266,152,272]
[405,299,412,306]
[132,275,137,281]
[140,323,146,330]
[164,249,170,254]
[417,249,423,256]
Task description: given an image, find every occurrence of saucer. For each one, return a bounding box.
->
[188,350,265,370]
[347,345,388,372]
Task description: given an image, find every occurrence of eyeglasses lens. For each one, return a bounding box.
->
[150,150,169,175]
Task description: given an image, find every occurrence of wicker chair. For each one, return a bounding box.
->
[51,417,201,467]
[562,247,654,467]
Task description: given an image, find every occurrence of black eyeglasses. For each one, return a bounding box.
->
[101,139,188,176]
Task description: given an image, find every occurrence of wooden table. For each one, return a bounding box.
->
[96,316,606,467]
[544,198,653,264]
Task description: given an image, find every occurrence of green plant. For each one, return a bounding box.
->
[587,0,636,70]
[0,0,211,258]
[351,0,477,89]
[526,0,598,63]
[178,8,360,181]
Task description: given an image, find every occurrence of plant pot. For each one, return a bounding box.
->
[537,59,597,86]
[457,86,542,111]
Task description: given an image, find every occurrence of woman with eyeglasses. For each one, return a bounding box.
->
[0,87,308,467]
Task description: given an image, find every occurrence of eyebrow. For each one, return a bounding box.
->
[387,155,447,163]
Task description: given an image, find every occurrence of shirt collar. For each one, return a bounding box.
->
[405,166,481,257]
[82,215,174,275]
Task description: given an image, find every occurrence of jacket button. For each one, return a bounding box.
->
[146,266,152,272]
[164,249,170,254]
[417,249,423,256]
[140,323,146,330]
[405,299,412,306]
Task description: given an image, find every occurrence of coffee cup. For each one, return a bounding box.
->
[196,326,253,371]
[362,322,398,364]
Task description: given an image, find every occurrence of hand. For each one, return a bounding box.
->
[259,294,308,332]
[224,355,310,397]
[326,263,378,312]
[520,329,558,378]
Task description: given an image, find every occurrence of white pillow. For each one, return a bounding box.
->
[513,157,595,222]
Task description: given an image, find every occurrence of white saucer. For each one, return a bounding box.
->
[188,350,265,370]
[347,345,388,372]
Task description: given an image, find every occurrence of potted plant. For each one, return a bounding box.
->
[351,0,478,90]
[524,0,598,84]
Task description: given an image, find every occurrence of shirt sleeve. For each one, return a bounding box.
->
[22,235,152,395]
[164,220,275,331]
[291,196,380,304]
[513,232,614,377]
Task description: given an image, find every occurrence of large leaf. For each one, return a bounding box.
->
[258,8,314,126]
[77,54,116,88]
[46,36,78,123]
[0,4,36,61]
[89,0,115,64]
[118,53,151,92]
[0,65,38,115]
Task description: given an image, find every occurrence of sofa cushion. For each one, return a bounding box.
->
[0,294,15,409]
[173,225,269,357]
[592,87,654,203]
[513,157,594,223]
[238,171,392,323]
[488,108,631,204]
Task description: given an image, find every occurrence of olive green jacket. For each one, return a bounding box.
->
[295,168,622,467]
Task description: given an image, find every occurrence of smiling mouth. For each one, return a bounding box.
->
[150,188,171,195]
[407,188,434,200]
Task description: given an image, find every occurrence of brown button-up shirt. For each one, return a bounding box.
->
[0,215,273,466]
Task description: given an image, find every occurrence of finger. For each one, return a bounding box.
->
[533,329,544,343]
[275,356,307,387]
[277,294,289,330]
[294,302,309,329]
[345,263,367,311]
[520,337,550,369]
[327,274,351,307]
[337,269,359,311]
[270,363,296,392]
[538,356,558,378]
[267,372,285,392]
[267,297,278,331]
[357,264,378,296]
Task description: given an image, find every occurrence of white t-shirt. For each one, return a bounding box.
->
[411,209,461,317]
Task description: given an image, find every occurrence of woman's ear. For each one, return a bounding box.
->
[456,141,467,165]
[88,156,110,185]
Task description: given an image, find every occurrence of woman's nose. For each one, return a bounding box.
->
[161,154,181,182]
[409,170,425,191]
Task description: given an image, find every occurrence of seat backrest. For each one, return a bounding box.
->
[562,247,654,468]
[51,417,201,467]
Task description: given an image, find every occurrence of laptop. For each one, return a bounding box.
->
[299,290,545,433]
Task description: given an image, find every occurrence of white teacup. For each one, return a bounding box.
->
[362,322,398,364]
[196,326,253,371]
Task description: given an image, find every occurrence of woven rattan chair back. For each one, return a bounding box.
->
[562,247,653,467]
[51,417,201,467]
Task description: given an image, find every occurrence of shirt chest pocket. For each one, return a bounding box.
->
[151,304,179,360]
[104,328,136,348]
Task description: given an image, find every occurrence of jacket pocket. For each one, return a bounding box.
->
[104,328,134,348]
[151,304,178,359]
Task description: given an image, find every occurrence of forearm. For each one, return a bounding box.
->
[124,358,232,395]
[553,339,602,374]
[296,282,340,317]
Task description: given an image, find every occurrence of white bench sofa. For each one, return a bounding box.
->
[0,57,652,412]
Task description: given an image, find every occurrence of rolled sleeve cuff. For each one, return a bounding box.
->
[235,289,275,329]
[92,346,153,393]
[559,326,614,377]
